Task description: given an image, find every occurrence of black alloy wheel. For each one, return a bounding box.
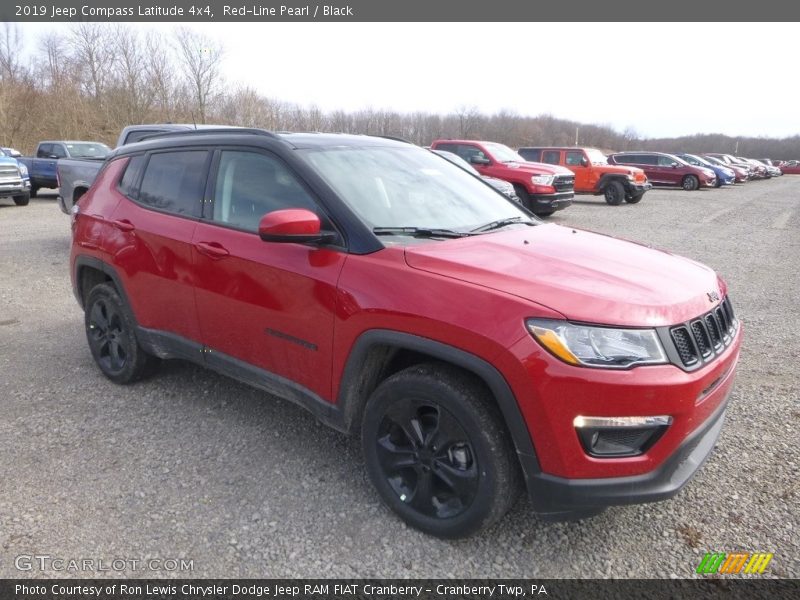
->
[604,181,625,205]
[375,400,479,520]
[84,283,156,383]
[362,363,520,538]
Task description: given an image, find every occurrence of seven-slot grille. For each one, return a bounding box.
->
[553,174,575,192]
[670,297,736,367]
[0,164,21,180]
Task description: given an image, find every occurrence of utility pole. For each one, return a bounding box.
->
[735,139,739,154]
[575,126,579,146]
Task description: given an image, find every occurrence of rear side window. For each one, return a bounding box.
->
[433,143,459,154]
[118,155,146,198]
[138,151,208,217]
[542,150,561,165]
[211,150,318,232]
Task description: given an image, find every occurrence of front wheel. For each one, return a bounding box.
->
[625,192,644,204]
[682,175,699,191]
[29,186,39,198]
[13,193,30,206]
[362,363,521,538]
[603,181,625,205]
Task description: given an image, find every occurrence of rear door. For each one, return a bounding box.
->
[191,147,346,400]
[105,148,210,345]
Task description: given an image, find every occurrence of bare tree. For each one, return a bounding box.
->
[70,23,115,103]
[0,23,23,82]
[173,27,224,124]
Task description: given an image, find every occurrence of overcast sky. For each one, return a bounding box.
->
[14,22,800,139]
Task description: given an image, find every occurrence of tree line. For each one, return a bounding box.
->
[1,23,798,159]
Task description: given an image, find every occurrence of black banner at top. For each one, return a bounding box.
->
[3,0,800,22]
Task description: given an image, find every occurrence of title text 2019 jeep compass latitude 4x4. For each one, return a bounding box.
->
[70,130,741,538]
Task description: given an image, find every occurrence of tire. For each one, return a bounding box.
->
[625,192,644,204]
[603,181,625,205]
[512,184,532,210]
[362,363,521,538]
[714,177,722,188]
[682,175,699,191]
[84,283,157,384]
[29,186,39,198]
[535,210,555,217]
[13,193,30,206]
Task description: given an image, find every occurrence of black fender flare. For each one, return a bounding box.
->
[337,329,543,491]
[73,255,134,319]
[597,173,631,192]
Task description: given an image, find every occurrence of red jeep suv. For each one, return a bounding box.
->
[70,129,741,538]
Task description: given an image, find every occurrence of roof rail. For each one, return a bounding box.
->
[138,128,280,142]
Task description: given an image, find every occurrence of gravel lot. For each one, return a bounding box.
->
[0,180,798,579]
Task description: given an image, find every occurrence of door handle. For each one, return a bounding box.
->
[195,241,230,259]
[111,219,135,232]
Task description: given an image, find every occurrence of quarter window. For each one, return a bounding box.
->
[118,155,146,199]
[211,151,318,232]
[138,150,208,217]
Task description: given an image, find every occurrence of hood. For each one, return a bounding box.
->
[503,161,573,176]
[404,224,722,327]
[594,164,648,181]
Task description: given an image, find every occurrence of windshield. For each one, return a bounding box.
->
[585,148,608,164]
[302,145,531,233]
[66,142,111,159]
[482,142,526,163]
[684,154,712,167]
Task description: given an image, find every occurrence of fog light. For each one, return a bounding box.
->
[574,415,672,457]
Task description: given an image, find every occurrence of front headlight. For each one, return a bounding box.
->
[531,174,555,186]
[526,319,668,368]
[18,163,28,176]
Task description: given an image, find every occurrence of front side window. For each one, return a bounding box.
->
[482,142,526,163]
[211,150,318,232]
[303,145,529,233]
[658,154,680,167]
[138,150,208,217]
[565,151,584,166]
[37,144,53,158]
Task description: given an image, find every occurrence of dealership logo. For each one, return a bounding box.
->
[696,552,773,574]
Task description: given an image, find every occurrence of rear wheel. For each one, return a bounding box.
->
[84,283,157,384]
[603,181,625,205]
[13,193,30,206]
[682,175,699,191]
[362,363,521,538]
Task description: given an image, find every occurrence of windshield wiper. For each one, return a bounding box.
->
[470,216,534,233]
[372,227,475,239]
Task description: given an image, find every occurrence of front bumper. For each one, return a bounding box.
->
[528,191,573,213]
[527,393,729,515]
[624,181,652,195]
[0,179,29,197]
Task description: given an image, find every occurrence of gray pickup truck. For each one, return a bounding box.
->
[56,124,225,214]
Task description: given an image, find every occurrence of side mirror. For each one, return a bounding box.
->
[49,154,60,159]
[470,156,491,166]
[258,209,335,244]
[671,162,679,168]
[580,157,589,167]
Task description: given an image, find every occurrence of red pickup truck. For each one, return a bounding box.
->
[430,140,574,216]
